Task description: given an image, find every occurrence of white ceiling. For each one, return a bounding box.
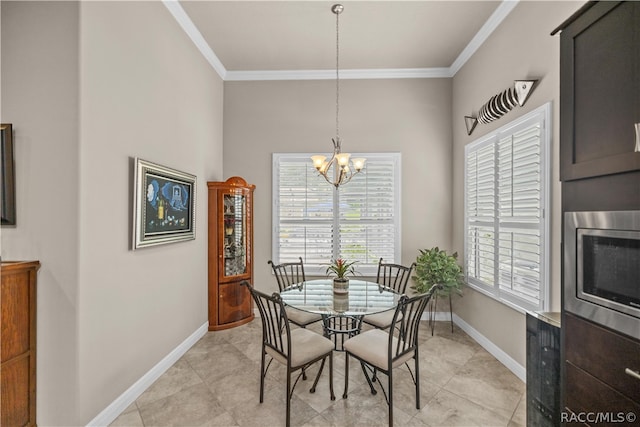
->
[167,1,517,80]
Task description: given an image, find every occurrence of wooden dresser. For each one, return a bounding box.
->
[1,261,40,427]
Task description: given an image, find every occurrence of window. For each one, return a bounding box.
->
[465,103,551,312]
[273,153,401,276]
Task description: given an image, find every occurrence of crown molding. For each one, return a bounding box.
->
[162,0,227,80]
[166,0,518,82]
[449,0,520,76]
[225,67,453,81]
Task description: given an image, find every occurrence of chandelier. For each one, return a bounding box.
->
[311,4,365,188]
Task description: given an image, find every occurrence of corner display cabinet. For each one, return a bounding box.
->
[207,177,255,330]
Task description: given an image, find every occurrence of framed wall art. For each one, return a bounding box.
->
[1,123,16,226]
[133,158,196,249]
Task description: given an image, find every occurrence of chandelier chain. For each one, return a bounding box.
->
[335,8,340,141]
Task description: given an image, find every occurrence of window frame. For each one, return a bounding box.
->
[464,102,551,313]
[272,152,402,276]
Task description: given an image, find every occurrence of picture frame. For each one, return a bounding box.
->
[133,158,196,249]
[1,123,16,226]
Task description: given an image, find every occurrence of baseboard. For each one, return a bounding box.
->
[86,322,209,426]
[450,313,526,382]
[427,311,454,322]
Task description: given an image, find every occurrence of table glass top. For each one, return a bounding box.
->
[279,279,402,316]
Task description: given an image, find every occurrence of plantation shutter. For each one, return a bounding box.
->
[465,103,549,312]
[497,122,544,308]
[466,140,496,287]
[273,153,401,276]
[338,155,398,266]
[275,156,334,266]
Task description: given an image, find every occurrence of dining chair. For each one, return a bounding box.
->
[362,258,416,330]
[268,258,323,329]
[342,284,440,427]
[241,281,335,427]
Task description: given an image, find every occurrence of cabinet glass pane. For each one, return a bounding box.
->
[223,193,247,277]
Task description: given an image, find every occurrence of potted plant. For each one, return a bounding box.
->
[326,258,357,294]
[411,247,465,333]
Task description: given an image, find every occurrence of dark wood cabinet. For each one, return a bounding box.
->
[559,1,640,181]
[565,313,640,403]
[1,261,40,427]
[565,362,640,421]
[207,177,255,330]
[557,2,640,422]
[564,314,640,419]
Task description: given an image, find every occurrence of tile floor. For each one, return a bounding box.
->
[110,319,526,426]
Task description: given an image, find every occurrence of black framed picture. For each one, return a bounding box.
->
[132,158,196,249]
[1,123,16,226]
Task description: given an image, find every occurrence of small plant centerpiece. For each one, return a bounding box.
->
[412,247,465,333]
[326,258,357,294]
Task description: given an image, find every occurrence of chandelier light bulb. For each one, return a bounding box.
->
[311,155,327,170]
[352,158,366,171]
[336,153,351,167]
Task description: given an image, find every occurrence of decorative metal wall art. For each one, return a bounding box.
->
[465,80,538,135]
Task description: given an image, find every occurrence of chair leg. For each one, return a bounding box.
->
[329,352,335,401]
[259,350,266,403]
[415,354,421,409]
[310,358,326,393]
[286,368,292,427]
[342,352,349,399]
[360,362,377,395]
[388,369,394,427]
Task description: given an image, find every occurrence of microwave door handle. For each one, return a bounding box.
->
[625,368,640,381]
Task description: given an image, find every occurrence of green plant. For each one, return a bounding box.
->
[412,247,465,295]
[325,258,357,279]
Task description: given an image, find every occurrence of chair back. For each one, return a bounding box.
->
[242,281,291,360]
[388,284,440,363]
[268,257,306,292]
[376,258,416,294]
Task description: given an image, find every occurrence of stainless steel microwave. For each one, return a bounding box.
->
[564,210,640,341]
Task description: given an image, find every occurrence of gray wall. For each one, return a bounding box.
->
[1,1,81,422]
[451,0,584,366]
[222,78,454,293]
[1,1,223,424]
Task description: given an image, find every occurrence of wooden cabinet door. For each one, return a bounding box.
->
[564,313,640,403]
[565,363,640,425]
[560,1,640,181]
[218,282,252,325]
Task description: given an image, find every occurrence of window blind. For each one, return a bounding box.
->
[273,153,401,276]
[465,103,550,312]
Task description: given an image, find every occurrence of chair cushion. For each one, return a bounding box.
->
[266,328,334,368]
[285,307,322,327]
[343,329,414,371]
[362,310,402,329]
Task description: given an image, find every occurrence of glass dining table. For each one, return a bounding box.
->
[280,278,402,351]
